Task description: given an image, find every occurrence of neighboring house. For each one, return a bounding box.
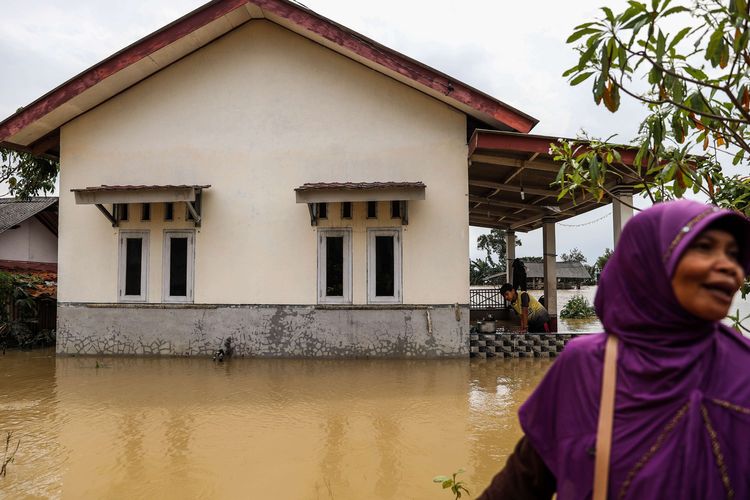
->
[0,197,58,272]
[0,0,636,357]
[523,261,592,290]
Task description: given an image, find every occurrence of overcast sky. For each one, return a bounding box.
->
[0,0,659,263]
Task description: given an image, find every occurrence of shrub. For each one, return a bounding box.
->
[560,295,596,319]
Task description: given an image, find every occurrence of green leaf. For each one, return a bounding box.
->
[442,481,452,489]
[601,6,615,23]
[570,72,595,86]
[661,6,690,17]
[567,28,599,44]
[648,64,662,84]
[433,476,450,482]
[668,27,692,50]
[733,149,746,165]
[683,67,708,81]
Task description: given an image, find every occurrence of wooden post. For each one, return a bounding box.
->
[542,217,557,326]
[612,187,633,246]
[505,230,516,285]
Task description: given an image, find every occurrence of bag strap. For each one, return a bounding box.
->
[593,334,619,500]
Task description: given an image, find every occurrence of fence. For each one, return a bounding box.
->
[469,287,508,309]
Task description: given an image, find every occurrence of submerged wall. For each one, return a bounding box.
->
[57,303,469,357]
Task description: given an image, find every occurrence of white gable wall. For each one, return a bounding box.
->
[0,218,57,263]
[59,20,469,305]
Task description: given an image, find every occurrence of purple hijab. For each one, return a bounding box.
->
[519,200,750,500]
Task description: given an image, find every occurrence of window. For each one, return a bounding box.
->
[341,202,352,219]
[317,229,352,304]
[118,231,149,302]
[165,202,174,221]
[318,202,328,219]
[141,203,151,221]
[115,203,129,221]
[367,229,402,303]
[367,201,377,219]
[391,201,401,219]
[163,230,195,303]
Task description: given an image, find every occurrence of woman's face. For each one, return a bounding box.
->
[671,229,745,321]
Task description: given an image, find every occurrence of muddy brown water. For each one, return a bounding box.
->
[2,288,746,498]
[0,351,552,499]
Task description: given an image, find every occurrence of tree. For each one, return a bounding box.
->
[470,258,502,285]
[560,247,587,263]
[476,229,522,271]
[554,0,750,297]
[595,247,614,274]
[0,146,58,199]
[553,0,750,213]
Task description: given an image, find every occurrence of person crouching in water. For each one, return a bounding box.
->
[500,283,550,333]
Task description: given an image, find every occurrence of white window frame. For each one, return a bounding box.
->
[367,228,402,304]
[162,230,195,303]
[317,228,352,304]
[118,230,149,302]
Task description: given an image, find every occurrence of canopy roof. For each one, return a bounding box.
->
[468,130,641,232]
[0,0,537,157]
[295,182,426,203]
[72,185,210,204]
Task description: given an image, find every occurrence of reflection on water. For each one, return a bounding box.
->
[0,351,553,499]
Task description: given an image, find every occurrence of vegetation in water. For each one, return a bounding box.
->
[1,431,20,478]
[560,295,598,319]
[433,469,470,499]
[728,308,750,333]
[0,270,56,350]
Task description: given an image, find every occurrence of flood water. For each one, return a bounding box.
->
[0,350,551,499]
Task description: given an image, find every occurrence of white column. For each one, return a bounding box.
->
[542,218,557,322]
[505,230,516,285]
[612,188,634,246]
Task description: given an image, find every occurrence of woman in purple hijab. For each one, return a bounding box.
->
[479,200,750,499]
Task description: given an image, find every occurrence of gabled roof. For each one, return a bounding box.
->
[0,197,58,235]
[0,0,538,157]
[523,261,592,280]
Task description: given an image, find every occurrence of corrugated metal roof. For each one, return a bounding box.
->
[523,261,592,279]
[295,182,426,192]
[0,197,58,234]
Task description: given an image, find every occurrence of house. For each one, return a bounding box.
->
[0,0,641,357]
[0,197,58,341]
[521,261,592,289]
[0,197,58,272]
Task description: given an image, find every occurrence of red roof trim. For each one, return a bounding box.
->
[0,0,537,143]
[71,184,211,193]
[0,0,247,141]
[295,181,425,192]
[254,0,536,132]
[469,130,639,164]
[0,260,58,273]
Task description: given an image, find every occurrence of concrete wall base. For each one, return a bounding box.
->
[57,303,469,357]
[469,332,584,358]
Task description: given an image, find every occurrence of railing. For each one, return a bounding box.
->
[470,287,508,309]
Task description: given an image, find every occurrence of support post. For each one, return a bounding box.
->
[612,187,634,246]
[95,204,117,227]
[542,217,557,328]
[307,203,318,226]
[505,230,516,285]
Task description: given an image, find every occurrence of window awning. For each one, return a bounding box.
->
[71,184,210,227]
[71,184,210,205]
[294,182,426,203]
